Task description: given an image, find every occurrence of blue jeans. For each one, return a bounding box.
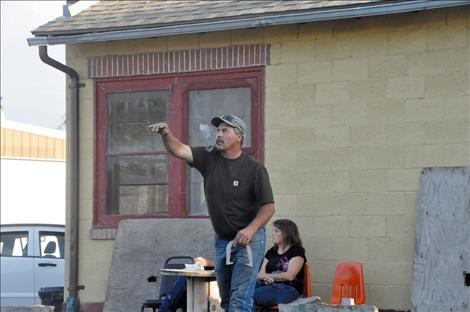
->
[254,280,300,308]
[215,228,266,312]
[158,276,187,312]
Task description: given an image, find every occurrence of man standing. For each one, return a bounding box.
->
[149,114,275,311]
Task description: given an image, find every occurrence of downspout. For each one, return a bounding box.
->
[38,45,83,312]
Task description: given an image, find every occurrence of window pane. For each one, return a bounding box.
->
[187,87,252,215]
[39,232,65,259]
[106,155,168,215]
[107,91,169,153]
[0,232,28,257]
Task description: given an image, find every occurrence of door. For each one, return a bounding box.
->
[33,227,65,304]
[0,227,35,305]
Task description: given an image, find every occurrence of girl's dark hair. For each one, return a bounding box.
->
[273,219,303,247]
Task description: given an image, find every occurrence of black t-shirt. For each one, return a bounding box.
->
[190,146,274,239]
[264,245,306,294]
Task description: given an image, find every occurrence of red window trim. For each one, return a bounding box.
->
[93,67,265,228]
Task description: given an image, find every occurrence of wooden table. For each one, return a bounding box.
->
[160,268,222,312]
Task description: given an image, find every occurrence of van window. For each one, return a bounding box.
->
[0,232,28,257]
[39,231,65,259]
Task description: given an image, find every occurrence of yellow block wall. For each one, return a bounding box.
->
[65,7,469,309]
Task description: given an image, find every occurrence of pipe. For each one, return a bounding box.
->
[38,45,83,312]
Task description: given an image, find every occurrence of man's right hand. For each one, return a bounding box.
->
[148,122,169,135]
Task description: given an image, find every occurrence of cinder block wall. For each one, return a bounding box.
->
[65,6,469,309]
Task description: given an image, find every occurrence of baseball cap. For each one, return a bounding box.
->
[211,114,247,136]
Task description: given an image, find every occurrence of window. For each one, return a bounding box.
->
[0,232,28,257]
[94,68,264,227]
[39,232,65,259]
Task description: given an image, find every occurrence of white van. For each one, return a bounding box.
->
[0,224,65,305]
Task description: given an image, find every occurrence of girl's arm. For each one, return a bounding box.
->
[264,256,305,282]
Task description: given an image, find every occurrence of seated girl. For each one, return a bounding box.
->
[254,219,306,308]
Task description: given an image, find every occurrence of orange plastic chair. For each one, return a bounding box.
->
[257,262,312,311]
[329,262,366,305]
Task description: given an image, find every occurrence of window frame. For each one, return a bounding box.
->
[93,67,265,228]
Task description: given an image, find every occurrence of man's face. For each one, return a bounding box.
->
[215,122,242,150]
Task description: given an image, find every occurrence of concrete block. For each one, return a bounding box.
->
[270,43,281,65]
[424,120,469,144]
[365,261,413,285]
[265,86,281,109]
[407,49,468,76]
[349,216,386,238]
[78,139,93,180]
[405,144,443,168]
[264,24,300,43]
[266,106,297,130]
[231,28,264,45]
[368,237,414,261]
[295,170,349,193]
[278,128,318,152]
[352,146,405,170]
[308,260,337,285]
[272,194,297,216]
[426,24,467,50]
[349,169,388,193]
[315,126,350,149]
[368,55,406,78]
[103,40,138,55]
[298,61,332,83]
[281,41,315,63]
[424,72,469,98]
[296,105,332,129]
[315,82,349,105]
[442,143,470,166]
[385,122,425,146]
[297,149,352,172]
[265,149,297,172]
[331,102,367,126]
[350,33,388,58]
[332,58,368,81]
[166,35,200,51]
[387,169,421,192]
[306,238,369,261]
[350,79,387,101]
[350,126,386,147]
[367,285,412,310]
[313,37,352,61]
[444,96,469,120]
[265,129,281,151]
[296,193,366,217]
[385,214,416,239]
[405,98,445,122]
[366,192,407,215]
[387,77,424,99]
[388,29,426,54]
[266,64,297,86]
[310,216,349,238]
[280,84,316,107]
[198,31,232,48]
[134,37,169,52]
[365,100,406,125]
[104,219,216,312]
[80,279,109,303]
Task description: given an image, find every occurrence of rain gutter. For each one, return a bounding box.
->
[27,0,469,46]
[38,46,84,312]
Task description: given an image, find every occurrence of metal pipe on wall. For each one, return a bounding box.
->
[38,45,83,312]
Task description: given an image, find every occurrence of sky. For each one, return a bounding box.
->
[1,1,66,129]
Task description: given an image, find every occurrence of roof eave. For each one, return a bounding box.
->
[27,0,470,46]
